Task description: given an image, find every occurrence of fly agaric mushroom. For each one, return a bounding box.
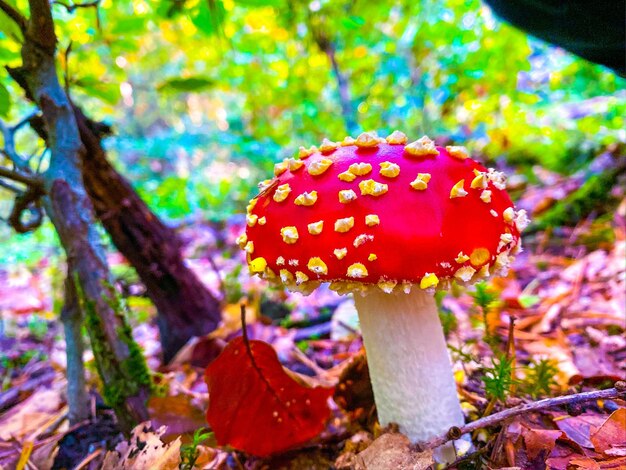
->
[240,131,528,453]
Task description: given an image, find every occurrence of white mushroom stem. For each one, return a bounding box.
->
[354,287,465,446]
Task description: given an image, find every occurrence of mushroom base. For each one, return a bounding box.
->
[354,288,465,447]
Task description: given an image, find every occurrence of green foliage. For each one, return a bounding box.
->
[0,82,10,116]
[471,282,499,312]
[534,168,623,231]
[179,428,213,470]
[1,0,625,264]
[519,358,559,399]
[481,354,515,402]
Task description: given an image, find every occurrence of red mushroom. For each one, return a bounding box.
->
[240,131,528,455]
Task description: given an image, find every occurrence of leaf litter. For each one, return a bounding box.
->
[0,185,624,469]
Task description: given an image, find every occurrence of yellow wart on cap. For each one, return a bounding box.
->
[294,191,318,206]
[308,220,324,235]
[471,171,488,189]
[246,214,258,227]
[244,241,254,254]
[335,216,355,233]
[450,179,468,198]
[446,146,469,160]
[307,257,328,275]
[359,179,388,196]
[341,136,356,146]
[274,160,288,176]
[480,190,492,203]
[405,135,439,157]
[249,257,267,273]
[386,130,407,145]
[280,226,299,244]
[276,256,285,266]
[273,183,292,202]
[377,279,397,293]
[349,162,372,176]
[420,273,439,289]
[365,214,380,226]
[339,189,358,203]
[355,131,380,148]
[236,233,247,249]
[470,247,490,266]
[279,269,294,283]
[379,161,400,178]
[338,170,357,182]
[347,263,368,278]
[319,138,339,153]
[368,253,377,261]
[258,216,266,225]
[353,234,374,247]
[454,266,476,282]
[295,271,309,284]
[334,248,348,259]
[285,158,304,172]
[307,158,333,176]
[455,251,470,263]
[410,172,431,190]
[298,146,313,159]
[503,207,515,224]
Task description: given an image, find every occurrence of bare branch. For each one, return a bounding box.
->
[0,0,27,33]
[8,185,44,233]
[0,178,23,194]
[423,382,626,451]
[52,0,100,13]
[0,165,42,186]
[0,113,40,169]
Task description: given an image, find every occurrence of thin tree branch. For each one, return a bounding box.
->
[1,113,40,171]
[308,15,358,135]
[0,178,23,193]
[8,185,44,233]
[0,0,27,33]
[423,382,626,451]
[0,165,42,187]
[52,0,100,13]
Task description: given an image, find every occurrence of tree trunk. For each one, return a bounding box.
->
[7,0,151,432]
[60,270,90,425]
[74,108,222,363]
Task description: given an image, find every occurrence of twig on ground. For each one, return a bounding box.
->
[423,381,626,451]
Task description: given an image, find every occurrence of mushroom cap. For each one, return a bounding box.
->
[242,132,527,295]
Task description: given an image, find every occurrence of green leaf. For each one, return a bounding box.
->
[157,76,215,92]
[109,16,148,36]
[236,0,282,6]
[73,77,120,105]
[0,0,23,40]
[191,0,225,36]
[0,83,10,117]
[518,294,541,308]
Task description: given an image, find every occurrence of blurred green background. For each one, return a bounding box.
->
[1,0,624,265]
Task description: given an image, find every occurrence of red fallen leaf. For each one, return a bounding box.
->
[523,428,563,461]
[204,336,334,457]
[591,408,626,455]
[147,395,207,439]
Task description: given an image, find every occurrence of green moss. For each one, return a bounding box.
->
[534,170,620,231]
[76,275,152,411]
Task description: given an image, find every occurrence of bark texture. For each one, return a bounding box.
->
[5,0,151,431]
[74,108,222,363]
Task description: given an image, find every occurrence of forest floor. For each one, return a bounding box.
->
[0,166,625,469]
